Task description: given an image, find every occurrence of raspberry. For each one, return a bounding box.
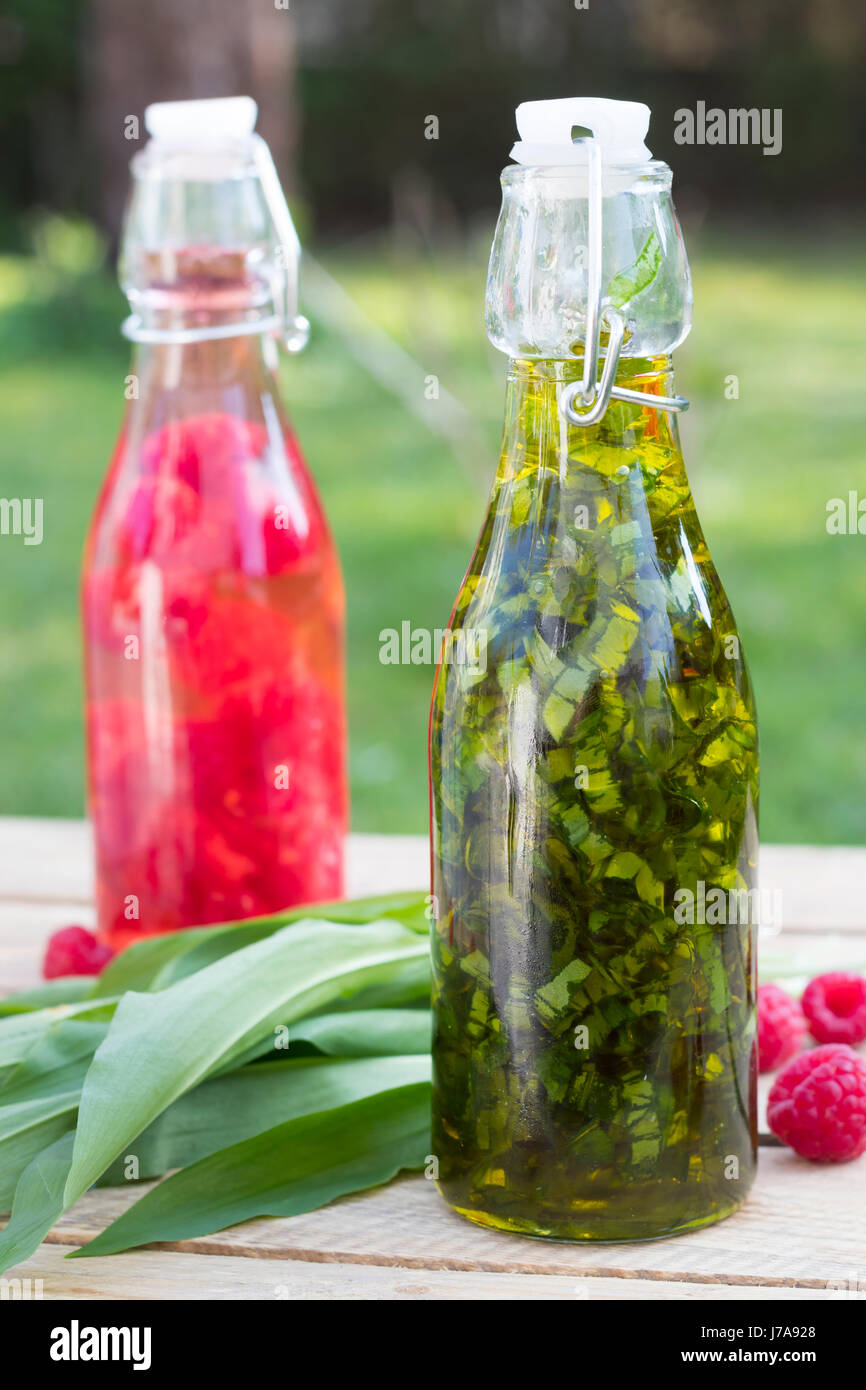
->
[140,414,268,495]
[757,982,807,1071]
[43,926,114,979]
[767,1044,866,1162]
[801,971,866,1045]
[118,475,201,561]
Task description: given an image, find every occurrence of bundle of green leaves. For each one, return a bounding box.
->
[0,893,432,1273]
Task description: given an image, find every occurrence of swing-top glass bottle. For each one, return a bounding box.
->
[430,99,759,1242]
[83,98,346,948]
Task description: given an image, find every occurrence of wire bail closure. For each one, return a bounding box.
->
[557,136,688,427]
[251,134,310,355]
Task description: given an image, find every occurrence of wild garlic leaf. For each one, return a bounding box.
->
[0,917,428,1275]
[92,890,429,997]
[75,1082,432,1258]
[0,978,96,1015]
[607,231,663,309]
[97,1053,431,1185]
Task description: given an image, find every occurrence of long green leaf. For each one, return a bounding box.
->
[0,1133,74,1271]
[0,916,427,1273]
[0,1101,77,1211]
[91,891,428,997]
[0,1006,116,1089]
[98,1053,430,1183]
[172,1003,433,1077]
[0,1005,430,1204]
[0,1016,111,1105]
[289,1008,431,1057]
[0,1015,59,1086]
[75,1081,431,1258]
[0,978,95,1015]
[0,1005,430,1202]
[0,1001,117,1085]
[69,919,427,1185]
[0,1015,111,1208]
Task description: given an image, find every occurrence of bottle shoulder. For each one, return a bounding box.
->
[432,440,756,744]
[85,396,337,584]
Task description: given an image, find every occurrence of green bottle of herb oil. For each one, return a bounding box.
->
[429,98,758,1241]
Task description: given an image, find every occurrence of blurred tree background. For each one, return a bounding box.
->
[3,0,863,238]
[0,0,864,844]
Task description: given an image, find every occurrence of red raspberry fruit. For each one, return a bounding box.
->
[43,926,114,979]
[801,971,866,1045]
[757,982,807,1071]
[767,1044,866,1162]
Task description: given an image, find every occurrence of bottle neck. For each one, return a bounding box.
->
[131,325,276,393]
[125,247,280,391]
[500,355,681,469]
[486,164,691,359]
[121,323,284,472]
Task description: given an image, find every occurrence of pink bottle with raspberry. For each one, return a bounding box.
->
[82,98,346,948]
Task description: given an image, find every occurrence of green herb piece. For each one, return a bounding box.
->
[535,959,592,1026]
[607,232,663,309]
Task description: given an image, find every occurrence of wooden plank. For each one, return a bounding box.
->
[0,829,429,995]
[0,817,430,906]
[1,816,863,1297]
[6,1243,848,1301]
[761,844,866,933]
[0,818,864,932]
[0,820,429,905]
[0,901,96,995]
[41,1152,865,1290]
[346,832,429,898]
[0,818,93,904]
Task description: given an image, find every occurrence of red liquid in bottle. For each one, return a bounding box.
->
[83,261,346,948]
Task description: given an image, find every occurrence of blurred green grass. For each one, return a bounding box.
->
[0,226,864,844]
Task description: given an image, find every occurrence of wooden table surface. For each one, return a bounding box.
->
[2,816,865,1301]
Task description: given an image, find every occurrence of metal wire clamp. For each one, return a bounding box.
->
[557,135,689,427]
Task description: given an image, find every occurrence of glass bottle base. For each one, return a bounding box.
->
[436,1181,752,1244]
